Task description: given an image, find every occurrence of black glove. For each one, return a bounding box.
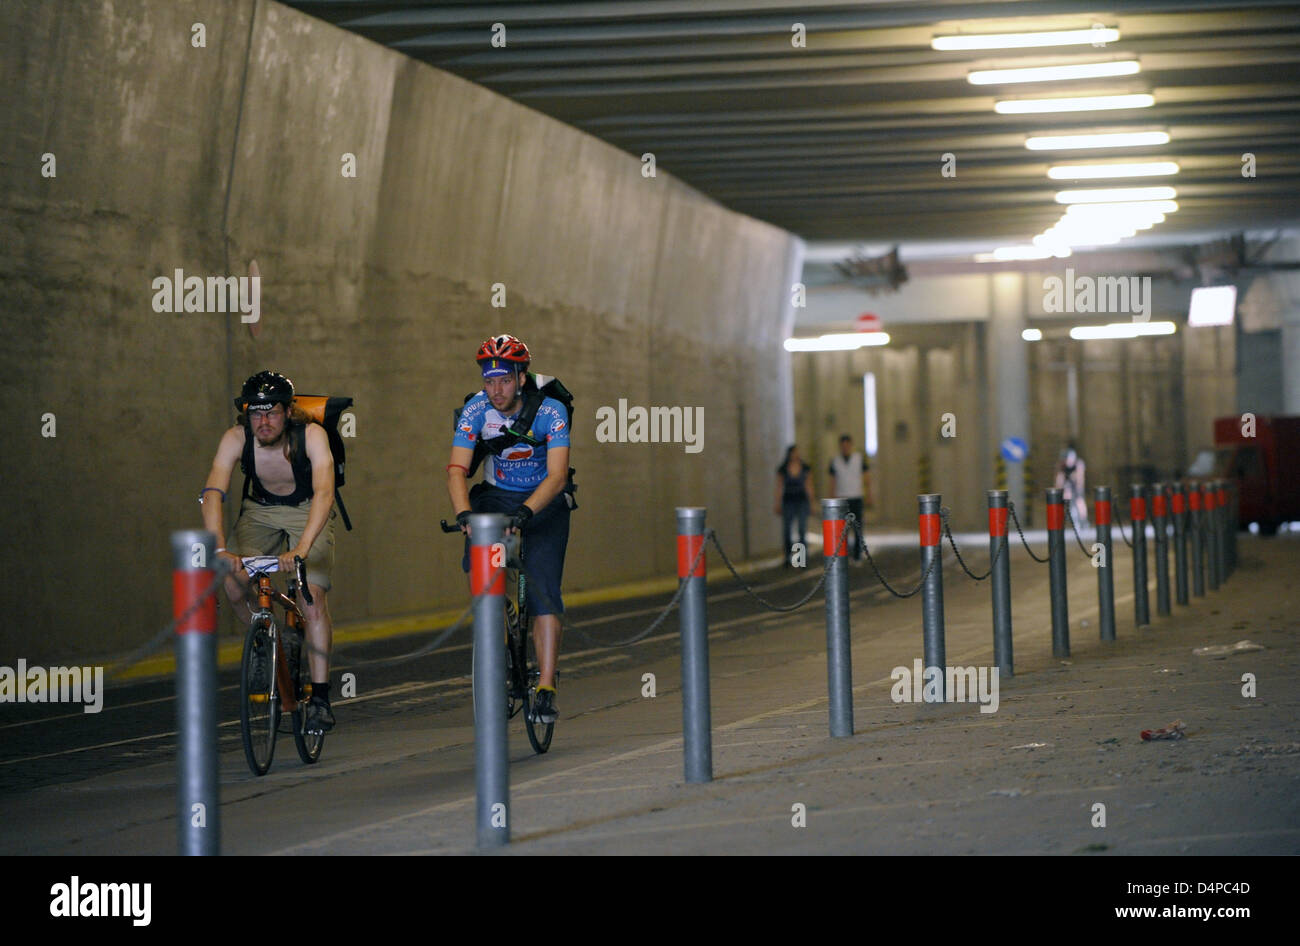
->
[456,510,472,530]
[509,504,534,533]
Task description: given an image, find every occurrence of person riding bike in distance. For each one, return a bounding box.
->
[200,370,340,734]
[447,334,572,724]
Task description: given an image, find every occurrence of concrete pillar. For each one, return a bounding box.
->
[780,239,808,446]
[987,273,1030,512]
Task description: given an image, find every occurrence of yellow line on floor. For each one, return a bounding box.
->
[111,556,779,683]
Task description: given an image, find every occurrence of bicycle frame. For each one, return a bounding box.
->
[252,574,307,714]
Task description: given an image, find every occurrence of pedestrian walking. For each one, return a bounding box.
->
[775,445,817,566]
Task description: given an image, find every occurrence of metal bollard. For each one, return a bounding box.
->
[988,490,1013,678]
[1153,484,1171,617]
[1131,484,1149,627]
[677,507,712,783]
[173,529,220,856]
[1228,481,1238,573]
[1190,484,1206,597]
[470,513,509,848]
[822,499,853,737]
[1095,487,1116,642]
[1045,488,1069,658]
[1173,482,1189,606]
[918,495,946,701]
[1217,482,1232,581]
[1206,482,1220,592]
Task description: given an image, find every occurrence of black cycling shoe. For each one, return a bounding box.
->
[304,697,335,734]
[530,687,558,724]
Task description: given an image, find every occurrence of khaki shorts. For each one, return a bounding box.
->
[230,500,336,591]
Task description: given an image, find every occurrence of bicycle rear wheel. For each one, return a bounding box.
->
[289,627,324,765]
[240,618,280,776]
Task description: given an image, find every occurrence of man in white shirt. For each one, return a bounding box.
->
[828,434,873,561]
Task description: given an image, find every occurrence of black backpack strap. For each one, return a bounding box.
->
[334,490,352,531]
[239,422,254,504]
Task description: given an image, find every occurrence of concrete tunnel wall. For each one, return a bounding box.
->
[0,0,802,662]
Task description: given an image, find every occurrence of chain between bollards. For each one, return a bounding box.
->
[850,517,939,598]
[941,507,1008,581]
[1007,501,1049,563]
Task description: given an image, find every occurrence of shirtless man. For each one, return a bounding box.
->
[200,370,339,733]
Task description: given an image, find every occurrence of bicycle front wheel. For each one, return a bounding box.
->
[290,629,324,765]
[240,618,280,776]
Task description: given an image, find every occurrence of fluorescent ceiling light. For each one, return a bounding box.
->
[1070,321,1177,339]
[1048,161,1179,179]
[785,333,891,352]
[1188,285,1237,327]
[1026,131,1169,150]
[1065,199,1178,215]
[994,245,1054,260]
[1022,328,1044,341]
[997,94,1154,114]
[1055,186,1177,204]
[934,28,1119,50]
[1037,231,1126,248]
[969,61,1139,85]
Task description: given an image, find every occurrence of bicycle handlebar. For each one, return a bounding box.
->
[239,555,313,605]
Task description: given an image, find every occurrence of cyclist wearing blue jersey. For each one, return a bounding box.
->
[447,334,571,724]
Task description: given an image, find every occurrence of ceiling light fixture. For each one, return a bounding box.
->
[1047,161,1179,179]
[1055,186,1177,204]
[934,27,1120,50]
[1070,322,1177,339]
[969,61,1139,84]
[1026,131,1169,150]
[996,94,1154,114]
[784,333,891,352]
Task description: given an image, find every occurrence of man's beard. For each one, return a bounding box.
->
[254,426,286,447]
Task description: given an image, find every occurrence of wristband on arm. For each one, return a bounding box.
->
[199,486,227,504]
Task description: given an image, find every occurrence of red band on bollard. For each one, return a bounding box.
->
[988,507,1008,537]
[918,513,941,547]
[677,534,706,578]
[1046,503,1063,531]
[1189,491,1202,511]
[1130,497,1146,521]
[173,570,217,634]
[1172,493,1185,514]
[1152,494,1167,517]
[1217,488,1226,507]
[471,544,505,596]
[823,518,846,557]
[1095,500,1111,525]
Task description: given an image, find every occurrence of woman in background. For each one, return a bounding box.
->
[775,445,817,566]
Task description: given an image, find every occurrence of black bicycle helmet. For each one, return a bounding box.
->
[235,370,295,412]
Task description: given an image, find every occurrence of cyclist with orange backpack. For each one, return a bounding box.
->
[447,335,573,724]
[201,371,340,734]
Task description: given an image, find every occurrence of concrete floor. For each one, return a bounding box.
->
[2,531,1296,856]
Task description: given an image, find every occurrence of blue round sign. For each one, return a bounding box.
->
[1000,437,1028,463]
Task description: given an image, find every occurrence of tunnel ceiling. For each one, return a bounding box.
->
[287,1,1300,255]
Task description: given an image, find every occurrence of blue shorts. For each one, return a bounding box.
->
[461,485,571,616]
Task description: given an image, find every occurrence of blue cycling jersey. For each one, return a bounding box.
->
[453,391,571,492]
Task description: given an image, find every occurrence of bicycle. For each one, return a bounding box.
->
[442,518,553,753]
[237,555,325,776]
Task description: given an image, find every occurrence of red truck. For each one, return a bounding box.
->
[1212,415,1300,534]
